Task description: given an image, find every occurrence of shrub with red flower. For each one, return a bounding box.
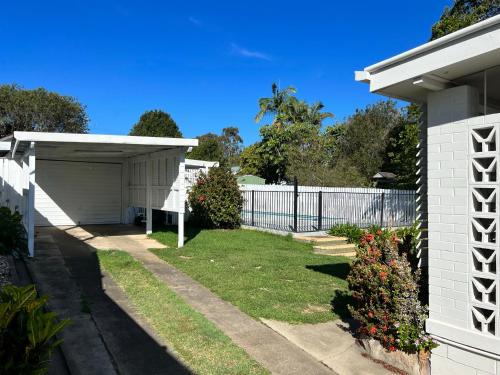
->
[188,167,243,229]
[347,228,436,354]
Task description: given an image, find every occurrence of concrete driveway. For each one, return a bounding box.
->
[31,225,190,375]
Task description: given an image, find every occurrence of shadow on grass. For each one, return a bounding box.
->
[306,262,354,322]
[305,262,350,280]
[331,290,354,322]
[153,224,202,246]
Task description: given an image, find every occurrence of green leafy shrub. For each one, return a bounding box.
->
[188,167,244,229]
[328,223,364,243]
[0,284,70,374]
[0,207,27,255]
[347,229,436,354]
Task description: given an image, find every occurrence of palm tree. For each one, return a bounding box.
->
[304,102,334,126]
[255,83,296,124]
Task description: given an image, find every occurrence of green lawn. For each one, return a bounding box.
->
[150,227,350,324]
[98,250,268,375]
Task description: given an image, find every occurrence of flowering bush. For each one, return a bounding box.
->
[188,167,243,229]
[347,229,436,353]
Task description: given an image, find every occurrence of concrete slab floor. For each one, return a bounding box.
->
[33,226,192,375]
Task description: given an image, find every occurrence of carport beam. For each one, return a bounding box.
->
[27,142,35,257]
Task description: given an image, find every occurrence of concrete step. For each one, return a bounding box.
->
[295,235,349,245]
[313,244,357,258]
[313,243,356,251]
[313,248,356,257]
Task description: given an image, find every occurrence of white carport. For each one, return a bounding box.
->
[0,131,198,256]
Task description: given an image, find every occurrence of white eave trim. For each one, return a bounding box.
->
[355,71,371,83]
[13,131,199,147]
[185,158,219,168]
[0,142,11,151]
[364,14,500,74]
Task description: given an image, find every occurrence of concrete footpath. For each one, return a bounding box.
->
[261,319,390,375]
[77,225,335,375]
[30,227,192,375]
[27,233,118,375]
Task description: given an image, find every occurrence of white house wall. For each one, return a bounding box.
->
[425,86,500,373]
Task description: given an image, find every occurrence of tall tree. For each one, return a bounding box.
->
[129,110,182,138]
[431,0,500,40]
[188,133,224,162]
[245,83,333,183]
[220,126,243,166]
[382,105,421,189]
[255,83,297,125]
[0,84,89,138]
[333,101,402,182]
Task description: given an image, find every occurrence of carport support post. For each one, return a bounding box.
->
[178,152,186,248]
[27,142,35,257]
[146,156,153,235]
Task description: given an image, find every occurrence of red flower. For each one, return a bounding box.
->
[367,311,374,318]
[369,326,377,335]
[376,229,382,236]
[365,233,375,242]
[389,346,396,352]
[197,194,207,203]
[379,271,388,281]
[382,325,388,332]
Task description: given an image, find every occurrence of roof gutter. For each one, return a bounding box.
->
[364,14,500,74]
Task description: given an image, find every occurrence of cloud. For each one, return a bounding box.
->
[188,16,202,27]
[230,43,272,61]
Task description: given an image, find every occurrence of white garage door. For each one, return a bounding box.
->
[35,160,122,226]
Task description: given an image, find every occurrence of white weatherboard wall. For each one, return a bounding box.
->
[425,86,500,374]
[128,149,182,212]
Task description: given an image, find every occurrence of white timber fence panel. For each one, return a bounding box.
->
[240,184,417,232]
[0,157,29,230]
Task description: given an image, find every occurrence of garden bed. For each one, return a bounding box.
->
[358,338,430,375]
[0,255,12,288]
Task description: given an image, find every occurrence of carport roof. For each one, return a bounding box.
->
[7,131,199,158]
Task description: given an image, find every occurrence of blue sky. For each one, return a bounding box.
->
[1,0,451,145]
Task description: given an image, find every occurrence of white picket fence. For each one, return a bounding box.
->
[239,184,417,232]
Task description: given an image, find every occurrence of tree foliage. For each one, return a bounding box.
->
[0,84,89,138]
[241,83,334,184]
[381,105,421,189]
[332,101,403,182]
[220,126,243,166]
[241,84,420,188]
[431,0,500,40]
[188,127,243,166]
[188,133,225,162]
[129,110,182,138]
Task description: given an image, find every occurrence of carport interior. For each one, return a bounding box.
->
[0,132,198,255]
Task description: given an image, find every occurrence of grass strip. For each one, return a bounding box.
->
[97,250,268,375]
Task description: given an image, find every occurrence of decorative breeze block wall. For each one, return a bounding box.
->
[469,122,499,337]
